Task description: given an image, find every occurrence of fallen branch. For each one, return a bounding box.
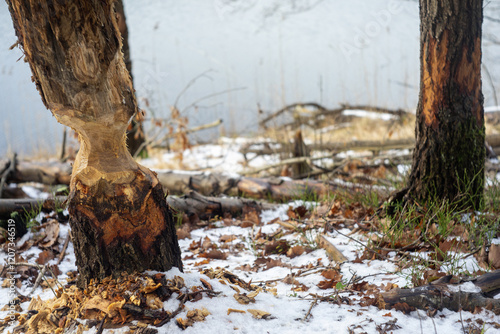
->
[57,231,72,265]
[259,102,329,128]
[240,154,335,176]
[240,138,415,156]
[6,159,72,185]
[166,191,276,220]
[382,283,500,314]
[258,103,411,129]
[471,269,500,297]
[242,134,500,157]
[0,192,275,221]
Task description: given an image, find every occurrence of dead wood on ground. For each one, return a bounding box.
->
[2,161,363,201]
[0,192,276,221]
[382,270,500,314]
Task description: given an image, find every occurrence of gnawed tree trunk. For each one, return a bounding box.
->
[6,0,182,286]
[405,0,485,208]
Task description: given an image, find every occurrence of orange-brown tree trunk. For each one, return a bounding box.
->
[406,0,485,208]
[6,0,182,286]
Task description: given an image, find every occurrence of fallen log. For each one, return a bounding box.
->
[241,138,415,156]
[258,103,411,129]
[382,270,500,314]
[471,269,500,297]
[5,159,72,185]
[0,192,276,221]
[3,161,357,201]
[241,134,500,156]
[166,191,275,220]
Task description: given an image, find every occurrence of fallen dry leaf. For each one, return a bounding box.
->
[38,220,60,248]
[199,250,228,260]
[489,244,500,269]
[264,240,290,255]
[176,225,191,240]
[244,210,261,225]
[219,235,237,243]
[286,245,305,258]
[317,279,340,290]
[233,293,255,305]
[36,250,55,265]
[200,278,213,290]
[177,308,210,329]
[321,269,343,281]
[247,309,272,319]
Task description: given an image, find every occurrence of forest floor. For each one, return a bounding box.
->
[1,109,500,333]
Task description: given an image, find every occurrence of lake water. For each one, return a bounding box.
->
[0,0,499,157]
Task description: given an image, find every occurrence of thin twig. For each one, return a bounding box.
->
[95,314,107,334]
[251,265,330,284]
[7,262,57,297]
[29,264,48,296]
[60,128,67,161]
[302,295,318,322]
[155,293,188,327]
[459,290,466,334]
[416,309,423,334]
[174,69,213,107]
[430,314,438,334]
[331,228,394,263]
[57,231,71,265]
[351,271,398,284]
[45,265,65,292]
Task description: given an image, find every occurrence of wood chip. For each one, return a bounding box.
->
[227,308,246,315]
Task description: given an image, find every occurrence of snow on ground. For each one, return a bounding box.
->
[140,136,282,174]
[1,140,500,333]
[1,201,498,333]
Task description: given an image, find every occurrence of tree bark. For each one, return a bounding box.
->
[291,130,313,177]
[6,0,182,286]
[406,0,485,208]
